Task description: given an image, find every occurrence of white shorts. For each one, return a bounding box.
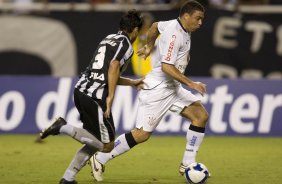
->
[135,86,199,132]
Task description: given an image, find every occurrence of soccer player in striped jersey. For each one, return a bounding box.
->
[40,9,143,184]
[91,0,209,181]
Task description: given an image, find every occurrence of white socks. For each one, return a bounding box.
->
[182,126,205,166]
[96,133,131,164]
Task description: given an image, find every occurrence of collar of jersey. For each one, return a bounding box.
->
[177,18,188,33]
[118,31,130,40]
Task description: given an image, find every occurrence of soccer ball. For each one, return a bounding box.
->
[184,162,209,184]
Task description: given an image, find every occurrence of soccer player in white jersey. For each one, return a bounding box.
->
[90,0,208,181]
[39,10,144,184]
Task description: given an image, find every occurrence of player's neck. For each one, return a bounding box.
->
[178,17,189,33]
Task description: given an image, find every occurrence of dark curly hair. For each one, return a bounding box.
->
[119,9,143,33]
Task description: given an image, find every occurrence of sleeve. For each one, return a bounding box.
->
[159,31,182,65]
[157,20,174,34]
[113,38,130,62]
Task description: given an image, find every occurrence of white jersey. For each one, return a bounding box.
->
[144,19,191,89]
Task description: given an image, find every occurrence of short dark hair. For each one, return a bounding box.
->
[119,9,143,33]
[179,0,205,16]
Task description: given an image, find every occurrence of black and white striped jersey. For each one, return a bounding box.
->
[75,31,133,102]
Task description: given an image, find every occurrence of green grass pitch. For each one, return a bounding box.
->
[1,135,282,184]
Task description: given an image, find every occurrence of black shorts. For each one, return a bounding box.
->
[73,88,115,143]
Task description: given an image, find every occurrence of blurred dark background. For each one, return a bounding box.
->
[0,0,281,79]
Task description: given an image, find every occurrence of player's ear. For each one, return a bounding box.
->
[183,12,190,21]
[133,27,139,37]
[130,27,139,42]
[133,27,139,33]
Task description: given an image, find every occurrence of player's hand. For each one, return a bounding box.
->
[132,77,144,91]
[190,82,207,96]
[137,44,152,60]
[104,96,113,119]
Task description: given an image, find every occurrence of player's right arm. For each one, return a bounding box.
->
[159,23,206,96]
[161,63,206,96]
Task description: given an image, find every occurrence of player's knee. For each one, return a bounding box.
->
[201,111,209,124]
[196,111,209,127]
[190,109,209,127]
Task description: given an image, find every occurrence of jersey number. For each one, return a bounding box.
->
[92,46,106,69]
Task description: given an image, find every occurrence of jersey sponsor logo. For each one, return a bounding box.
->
[165,35,176,61]
[89,72,105,81]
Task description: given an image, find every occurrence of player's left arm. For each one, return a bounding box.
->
[118,77,144,91]
[137,22,159,59]
[105,59,120,118]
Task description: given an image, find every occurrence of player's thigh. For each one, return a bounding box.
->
[169,86,200,114]
[74,89,115,143]
[169,87,208,125]
[136,88,174,132]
